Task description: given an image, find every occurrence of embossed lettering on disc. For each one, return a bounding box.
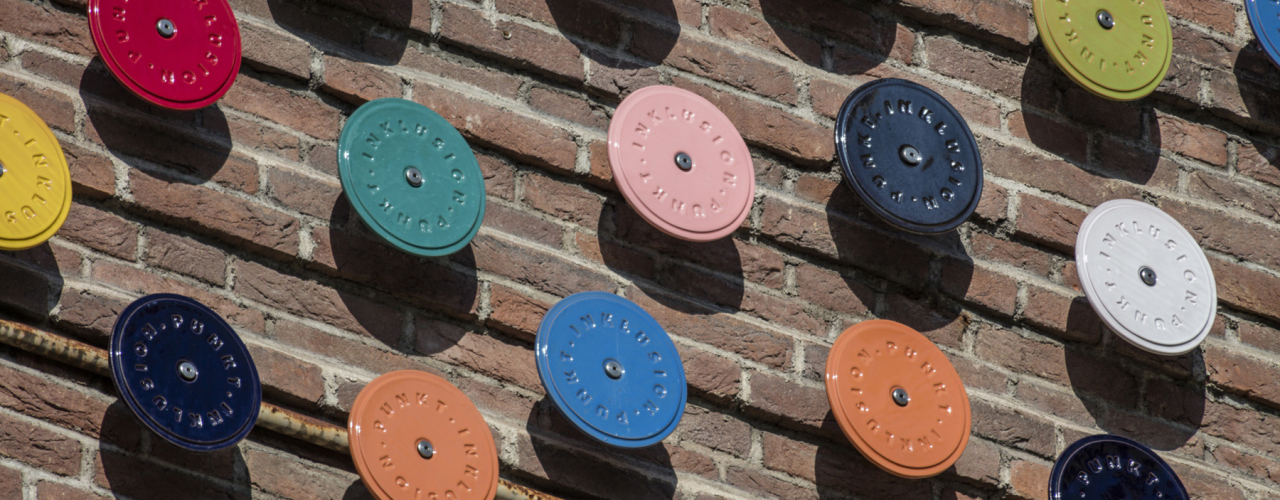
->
[1076,200,1216,356]
[0,93,72,251]
[349,371,499,500]
[825,320,970,479]
[536,292,687,448]
[608,85,755,242]
[1034,0,1172,100]
[1050,434,1188,500]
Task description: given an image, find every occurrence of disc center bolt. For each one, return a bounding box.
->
[1139,266,1158,287]
[405,166,424,188]
[177,360,198,382]
[899,145,922,167]
[603,359,624,380]
[0,161,6,178]
[417,440,434,459]
[674,152,694,172]
[157,18,176,38]
[892,388,910,407]
[1097,10,1115,30]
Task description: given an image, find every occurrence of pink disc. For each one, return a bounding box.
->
[608,86,755,242]
[89,0,242,110]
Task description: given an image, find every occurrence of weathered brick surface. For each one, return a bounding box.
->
[0,0,1278,498]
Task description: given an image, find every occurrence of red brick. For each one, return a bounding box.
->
[676,344,741,404]
[1158,113,1228,166]
[744,371,836,436]
[20,51,85,88]
[794,264,873,316]
[267,168,342,219]
[1008,111,1087,163]
[522,172,604,229]
[413,83,578,173]
[1010,460,1051,500]
[949,437,1001,486]
[1023,283,1104,344]
[725,465,818,500]
[896,0,1032,48]
[247,343,325,409]
[970,232,1054,277]
[239,21,312,80]
[58,203,137,261]
[1205,343,1280,412]
[227,114,303,163]
[750,0,897,55]
[242,448,355,500]
[0,74,77,134]
[528,87,609,129]
[439,3,585,82]
[639,33,798,104]
[0,412,81,476]
[486,284,551,342]
[941,260,1018,318]
[673,77,834,166]
[143,230,228,285]
[969,398,1055,457]
[321,56,402,104]
[269,320,422,377]
[1189,171,1280,223]
[415,317,542,392]
[471,233,612,298]
[480,153,517,201]
[628,287,792,369]
[975,324,1068,384]
[1014,194,1086,254]
[62,144,116,200]
[38,481,110,500]
[1166,0,1236,35]
[759,431,931,496]
[0,361,133,446]
[983,139,1138,207]
[680,405,752,457]
[1238,142,1280,189]
[128,170,300,258]
[53,288,128,343]
[709,6,823,65]
[513,434,680,499]
[90,262,267,333]
[235,260,403,341]
[926,37,1023,98]
[496,0,621,47]
[94,450,245,500]
[976,182,1010,224]
[483,202,563,248]
[222,76,343,141]
[399,47,524,100]
[585,56,664,101]
[0,0,95,56]
[573,232,656,279]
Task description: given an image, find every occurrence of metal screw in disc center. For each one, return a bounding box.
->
[157,19,176,38]
[604,359,624,380]
[405,167,424,188]
[417,440,434,459]
[899,145,922,166]
[177,361,198,382]
[0,161,6,178]
[892,388,910,407]
[1097,10,1115,29]
[1139,266,1158,287]
[674,152,693,171]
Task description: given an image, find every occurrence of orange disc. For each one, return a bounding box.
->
[348,371,499,500]
[824,320,971,479]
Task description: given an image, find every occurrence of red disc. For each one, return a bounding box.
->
[348,371,499,500]
[824,320,971,479]
[608,86,755,242]
[88,0,242,110]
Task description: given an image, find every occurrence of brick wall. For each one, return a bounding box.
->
[0,0,1278,498]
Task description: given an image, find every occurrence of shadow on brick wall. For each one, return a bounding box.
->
[326,196,480,353]
[1065,347,1206,451]
[549,0,679,69]
[758,0,895,74]
[814,434,934,498]
[267,0,410,64]
[600,200,746,312]
[0,245,65,320]
[1021,55,1163,184]
[98,402,252,498]
[1233,44,1280,137]
[524,397,679,499]
[78,63,234,185]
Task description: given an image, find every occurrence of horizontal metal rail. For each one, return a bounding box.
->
[0,318,561,500]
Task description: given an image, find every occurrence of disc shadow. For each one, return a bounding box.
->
[1232,41,1280,128]
[1020,54,1162,185]
[757,0,896,73]
[79,61,233,185]
[542,0,677,68]
[99,402,251,499]
[266,0,410,64]
[1065,348,1205,451]
[813,432,932,498]
[598,199,745,312]
[326,194,480,351]
[524,397,678,500]
[0,244,66,320]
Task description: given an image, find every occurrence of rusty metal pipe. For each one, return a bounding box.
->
[0,318,559,500]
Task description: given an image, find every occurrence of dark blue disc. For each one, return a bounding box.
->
[109,294,261,451]
[535,292,686,448]
[1050,434,1188,500]
[1248,0,1280,70]
[834,78,983,234]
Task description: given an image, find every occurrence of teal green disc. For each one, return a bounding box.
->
[338,98,486,257]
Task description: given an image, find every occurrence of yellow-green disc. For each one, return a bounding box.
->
[1034,0,1173,101]
[0,94,72,251]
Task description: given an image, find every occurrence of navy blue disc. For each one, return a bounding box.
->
[834,78,983,234]
[1050,435,1188,500]
[109,294,261,451]
[535,292,686,448]
[1247,0,1280,70]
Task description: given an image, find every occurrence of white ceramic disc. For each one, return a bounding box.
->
[1075,200,1216,355]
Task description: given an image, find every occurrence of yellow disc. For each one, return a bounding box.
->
[0,94,72,251]
[1034,0,1172,101]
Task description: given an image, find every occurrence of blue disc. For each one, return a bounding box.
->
[1050,434,1188,500]
[834,78,983,234]
[338,98,486,257]
[535,292,687,448]
[1248,0,1280,69]
[109,294,261,451]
